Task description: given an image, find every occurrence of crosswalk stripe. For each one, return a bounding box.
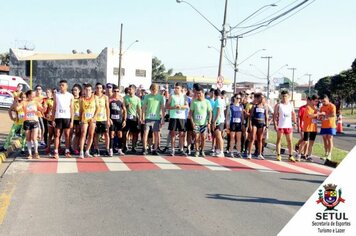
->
[186,157,231,171]
[229,158,278,173]
[269,160,325,175]
[145,155,181,170]
[102,157,131,171]
[57,158,78,173]
[308,162,334,172]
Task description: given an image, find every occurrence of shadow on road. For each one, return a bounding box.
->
[280,177,323,184]
[206,193,304,206]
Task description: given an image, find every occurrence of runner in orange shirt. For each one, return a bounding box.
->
[319,95,336,161]
[301,95,320,162]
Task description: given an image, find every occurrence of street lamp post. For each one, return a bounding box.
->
[118,23,123,89]
[176,0,228,77]
[288,67,297,101]
[306,73,312,96]
[261,56,272,99]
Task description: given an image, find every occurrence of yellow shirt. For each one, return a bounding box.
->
[44,98,54,121]
[96,95,107,122]
[73,98,80,121]
[15,107,25,125]
[81,96,97,123]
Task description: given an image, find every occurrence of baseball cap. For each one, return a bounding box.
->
[106,83,113,89]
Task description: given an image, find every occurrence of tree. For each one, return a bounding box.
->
[352,58,356,73]
[174,72,184,76]
[151,57,173,83]
[314,76,333,99]
[0,52,9,66]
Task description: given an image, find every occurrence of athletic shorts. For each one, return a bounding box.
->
[193,125,207,134]
[169,119,185,132]
[278,128,293,135]
[23,120,39,131]
[320,128,336,136]
[124,119,139,133]
[145,119,161,132]
[252,120,265,129]
[55,118,71,129]
[110,120,123,132]
[214,123,224,131]
[96,121,108,133]
[185,119,193,132]
[303,132,317,141]
[230,123,242,132]
[73,120,80,126]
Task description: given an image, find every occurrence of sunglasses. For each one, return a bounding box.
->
[36,88,42,90]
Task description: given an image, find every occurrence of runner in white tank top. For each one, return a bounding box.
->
[273,90,297,162]
[55,92,73,119]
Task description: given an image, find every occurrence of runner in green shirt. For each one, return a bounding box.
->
[189,85,212,157]
[142,83,165,155]
[123,84,142,153]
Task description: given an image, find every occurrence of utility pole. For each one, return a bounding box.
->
[261,56,272,99]
[118,23,123,90]
[232,36,241,93]
[306,73,312,96]
[288,67,297,101]
[217,0,228,77]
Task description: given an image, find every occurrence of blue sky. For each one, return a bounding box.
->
[1,0,355,85]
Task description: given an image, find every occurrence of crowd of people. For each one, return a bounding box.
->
[1,80,337,163]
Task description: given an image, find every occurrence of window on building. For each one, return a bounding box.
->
[113,67,125,76]
[135,69,146,77]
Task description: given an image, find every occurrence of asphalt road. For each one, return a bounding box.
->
[0,158,327,236]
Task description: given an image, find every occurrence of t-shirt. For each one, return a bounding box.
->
[96,95,107,122]
[213,97,225,124]
[190,99,212,126]
[124,95,141,119]
[320,103,336,128]
[302,105,318,132]
[169,94,186,119]
[142,94,165,120]
[298,104,307,130]
[73,97,80,121]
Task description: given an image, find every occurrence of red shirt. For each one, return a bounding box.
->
[298,104,307,130]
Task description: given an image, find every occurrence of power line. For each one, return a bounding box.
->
[243,0,317,38]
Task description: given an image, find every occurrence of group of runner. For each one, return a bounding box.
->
[2,80,337,163]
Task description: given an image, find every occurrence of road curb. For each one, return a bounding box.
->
[0,139,21,164]
[343,123,356,128]
[265,142,339,167]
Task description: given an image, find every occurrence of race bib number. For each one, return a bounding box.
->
[74,112,80,117]
[195,115,203,121]
[147,113,156,119]
[312,119,318,124]
[128,114,135,120]
[256,108,265,113]
[27,112,35,118]
[18,114,25,119]
[283,113,290,118]
[233,118,241,123]
[176,110,183,115]
[59,109,67,113]
[98,113,106,118]
[111,114,120,119]
[85,113,94,119]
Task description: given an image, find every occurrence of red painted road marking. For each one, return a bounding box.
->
[205,157,254,171]
[291,162,332,176]
[120,156,160,171]
[76,157,109,173]
[165,157,209,170]
[251,160,302,174]
[28,158,58,174]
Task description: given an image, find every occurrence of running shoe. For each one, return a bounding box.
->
[40,141,46,147]
[79,152,84,159]
[216,152,225,158]
[53,152,59,159]
[33,153,41,159]
[85,151,93,158]
[151,150,159,156]
[94,149,100,157]
[289,156,296,162]
[186,148,191,156]
[65,151,72,158]
[306,157,313,162]
[200,151,206,157]
[161,147,169,154]
[117,149,125,156]
[258,154,265,160]
[228,152,234,158]
[170,150,175,156]
[27,155,32,160]
[247,154,252,160]
[109,149,113,157]
[103,150,110,157]
[142,149,148,155]
[236,152,242,158]
[194,151,199,157]
[276,155,282,161]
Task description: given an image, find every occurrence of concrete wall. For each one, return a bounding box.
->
[9,49,108,89]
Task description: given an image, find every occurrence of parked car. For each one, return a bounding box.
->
[0,89,14,108]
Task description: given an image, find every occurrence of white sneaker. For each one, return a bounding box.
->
[118,149,125,156]
[258,154,265,160]
[247,154,252,159]
[85,151,93,158]
[109,149,113,157]
[216,151,225,158]
[79,151,84,159]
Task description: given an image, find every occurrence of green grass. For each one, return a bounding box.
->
[342,108,356,119]
[267,130,348,164]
